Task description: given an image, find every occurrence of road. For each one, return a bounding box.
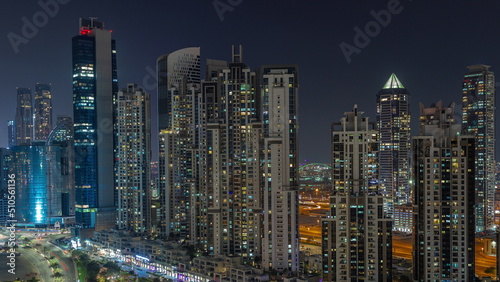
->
[42,237,77,282]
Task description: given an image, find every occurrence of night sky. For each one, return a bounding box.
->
[1,0,500,163]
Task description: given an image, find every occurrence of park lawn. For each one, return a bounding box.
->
[76,260,88,282]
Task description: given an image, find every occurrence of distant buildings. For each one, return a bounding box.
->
[462,65,496,232]
[72,18,117,235]
[15,87,33,146]
[412,102,475,281]
[0,148,12,226]
[322,106,392,281]
[376,73,411,218]
[115,84,151,236]
[34,83,52,141]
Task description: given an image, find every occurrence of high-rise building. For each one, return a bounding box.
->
[413,102,475,281]
[7,120,15,148]
[261,65,299,271]
[11,141,68,226]
[157,47,201,240]
[322,106,392,281]
[205,46,263,266]
[157,47,201,131]
[15,87,33,146]
[115,84,151,236]
[376,73,411,218]
[462,64,495,232]
[72,18,117,235]
[47,115,75,217]
[34,83,52,141]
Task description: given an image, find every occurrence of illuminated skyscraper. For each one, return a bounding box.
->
[72,18,117,235]
[34,83,52,141]
[461,64,495,232]
[157,47,201,240]
[322,106,392,281]
[7,120,15,148]
[376,73,411,218]
[0,148,12,226]
[413,102,475,281]
[261,65,299,271]
[47,116,75,217]
[15,87,33,146]
[205,46,263,266]
[115,84,151,236]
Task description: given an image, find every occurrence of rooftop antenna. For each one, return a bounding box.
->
[89,17,98,27]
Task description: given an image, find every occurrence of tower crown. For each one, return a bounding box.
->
[382,73,405,89]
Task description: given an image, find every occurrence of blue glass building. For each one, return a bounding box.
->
[73,18,117,231]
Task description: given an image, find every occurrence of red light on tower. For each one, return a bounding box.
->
[80,28,91,35]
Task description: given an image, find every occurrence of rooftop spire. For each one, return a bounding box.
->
[382,73,405,89]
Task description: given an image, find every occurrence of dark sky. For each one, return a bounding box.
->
[1,0,500,164]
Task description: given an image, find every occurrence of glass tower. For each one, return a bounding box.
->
[15,87,33,146]
[376,73,411,218]
[34,83,52,141]
[72,18,117,232]
[461,65,495,232]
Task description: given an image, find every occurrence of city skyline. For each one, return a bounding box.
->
[1,1,500,163]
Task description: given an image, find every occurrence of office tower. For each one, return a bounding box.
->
[376,73,411,218]
[261,65,299,271]
[15,87,33,146]
[115,84,151,236]
[47,116,75,217]
[73,18,117,234]
[322,106,392,282]
[7,121,15,148]
[462,65,495,232]
[34,83,52,141]
[11,141,67,226]
[157,47,201,240]
[0,148,12,226]
[205,45,263,266]
[413,102,475,281]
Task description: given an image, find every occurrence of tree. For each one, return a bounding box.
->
[87,260,101,282]
[102,261,121,276]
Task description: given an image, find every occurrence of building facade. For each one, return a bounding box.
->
[157,47,201,240]
[413,102,475,281]
[15,87,33,146]
[261,65,299,271]
[322,106,392,282]
[115,84,151,236]
[72,18,117,234]
[461,64,495,232]
[7,121,15,148]
[376,73,411,218]
[0,148,12,226]
[34,83,52,141]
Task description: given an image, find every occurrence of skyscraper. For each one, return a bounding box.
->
[156,47,201,240]
[413,102,475,281]
[15,87,33,146]
[7,120,15,148]
[261,65,299,271]
[376,73,411,218]
[461,64,495,232]
[115,84,151,236]
[47,116,75,217]
[34,83,52,141]
[157,47,201,131]
[322,106,392,281]
[72,18,117,235]
[205,46,263,266]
